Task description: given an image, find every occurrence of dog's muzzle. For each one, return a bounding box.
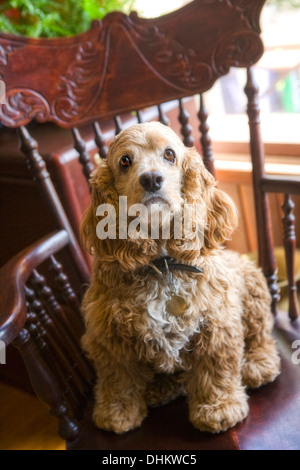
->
[139,171,164,193]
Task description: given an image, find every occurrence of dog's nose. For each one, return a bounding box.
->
[139,171,164,193]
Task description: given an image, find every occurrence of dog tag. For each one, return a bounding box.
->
[166,295,187,316]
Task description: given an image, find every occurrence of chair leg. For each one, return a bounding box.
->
[13,329,81,443]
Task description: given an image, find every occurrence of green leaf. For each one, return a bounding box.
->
[0,0,136,37]
[0,15,19,34]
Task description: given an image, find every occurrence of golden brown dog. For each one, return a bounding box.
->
[80,122,280,434]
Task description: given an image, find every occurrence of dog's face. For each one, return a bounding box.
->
[81,121,238,270]
[107,122,185,213]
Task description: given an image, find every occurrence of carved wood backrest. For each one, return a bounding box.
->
[0,1,265,128]
[0,0,299,322]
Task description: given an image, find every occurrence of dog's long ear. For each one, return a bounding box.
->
[204,174,238,252]
[166,147,205,261]
[167,147,238,260]
[80,159,118,258]
[80,159,158,271]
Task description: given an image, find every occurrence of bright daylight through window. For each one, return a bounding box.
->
[135,0,300,162]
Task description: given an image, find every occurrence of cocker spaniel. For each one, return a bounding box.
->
[80,121,280,434]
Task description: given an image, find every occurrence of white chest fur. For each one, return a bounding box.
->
[137,274,203,372]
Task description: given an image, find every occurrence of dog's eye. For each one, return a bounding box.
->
[120,155,132,168]
[164,148,176,164]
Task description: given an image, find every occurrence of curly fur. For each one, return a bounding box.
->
[80,122,280,434]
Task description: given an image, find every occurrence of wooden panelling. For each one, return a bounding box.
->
[216,166,300,254]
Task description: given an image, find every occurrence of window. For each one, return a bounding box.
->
[205,1,300,160]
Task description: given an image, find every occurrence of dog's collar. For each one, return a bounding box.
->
[148,256,203,276]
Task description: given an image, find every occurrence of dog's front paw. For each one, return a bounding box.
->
[189,395,249,434]
[242,344,281,389]
[93,399,147,434]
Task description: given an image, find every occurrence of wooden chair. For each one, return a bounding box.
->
[1,0,300,450]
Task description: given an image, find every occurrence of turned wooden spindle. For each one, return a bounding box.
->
[198,94,215,177]
[157,104,170,126]
[114,116,123,135]
[18,126,90,284]
[136,110,143,124]
[13,328,80,441]
[282,194,299,321]
[72,127,95,180]
[30,272,64,321]
[93,122,108,159]
[24,286,47,350]
[178,99,194,148]
[31,269,94,391]
[25,283,84,409]
[50,255,96,383]
[25,286,81,413]
[244,68,279,315]
[50,255,81,313]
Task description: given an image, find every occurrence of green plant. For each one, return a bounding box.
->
[269,0,300,8]
[0,0,135,38]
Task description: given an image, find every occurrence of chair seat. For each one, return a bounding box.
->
[68,315,300,450]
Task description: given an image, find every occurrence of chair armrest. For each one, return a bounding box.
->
[0,230,70,344]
